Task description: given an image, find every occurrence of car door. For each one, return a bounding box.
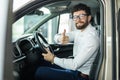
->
[12,0,105,80]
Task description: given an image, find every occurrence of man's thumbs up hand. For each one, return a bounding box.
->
[59,29,69,44]
[62,29,66,37]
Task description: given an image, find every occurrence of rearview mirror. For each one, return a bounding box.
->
[27,9,44,15]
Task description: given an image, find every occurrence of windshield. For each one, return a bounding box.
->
[12,7,51,42]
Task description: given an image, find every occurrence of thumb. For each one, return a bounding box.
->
[62,29,66,37]
[42,53,46,56]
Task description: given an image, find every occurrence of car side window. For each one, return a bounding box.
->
[37,15,59,44]
[58,13,76,33]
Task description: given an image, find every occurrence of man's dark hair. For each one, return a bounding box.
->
[71,3,91,16]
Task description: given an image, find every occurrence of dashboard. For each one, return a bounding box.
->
[12,33,73,80]
[12,35,36,63]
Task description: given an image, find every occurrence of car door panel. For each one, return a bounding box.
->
[50,44,73,58]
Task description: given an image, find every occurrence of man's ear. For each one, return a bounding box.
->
[88,15,92,22]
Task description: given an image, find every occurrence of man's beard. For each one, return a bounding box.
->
[75,21,89,30]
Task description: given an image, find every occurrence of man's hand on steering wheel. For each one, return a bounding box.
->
[42,48,55,64]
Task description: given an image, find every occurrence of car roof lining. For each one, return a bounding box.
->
[44,0,100,14]
[14,0,100,22]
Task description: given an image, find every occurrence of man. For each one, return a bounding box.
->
[35,3,100,80]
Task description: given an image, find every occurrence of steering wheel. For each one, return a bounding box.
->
[34,31,50,53]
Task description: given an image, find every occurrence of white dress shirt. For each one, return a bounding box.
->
[54,24,100,75]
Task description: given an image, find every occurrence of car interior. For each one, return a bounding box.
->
[12,0,102,80]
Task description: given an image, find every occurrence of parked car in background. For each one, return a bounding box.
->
[0,0,120,80]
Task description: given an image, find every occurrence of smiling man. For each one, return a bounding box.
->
[35,3,100,80]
